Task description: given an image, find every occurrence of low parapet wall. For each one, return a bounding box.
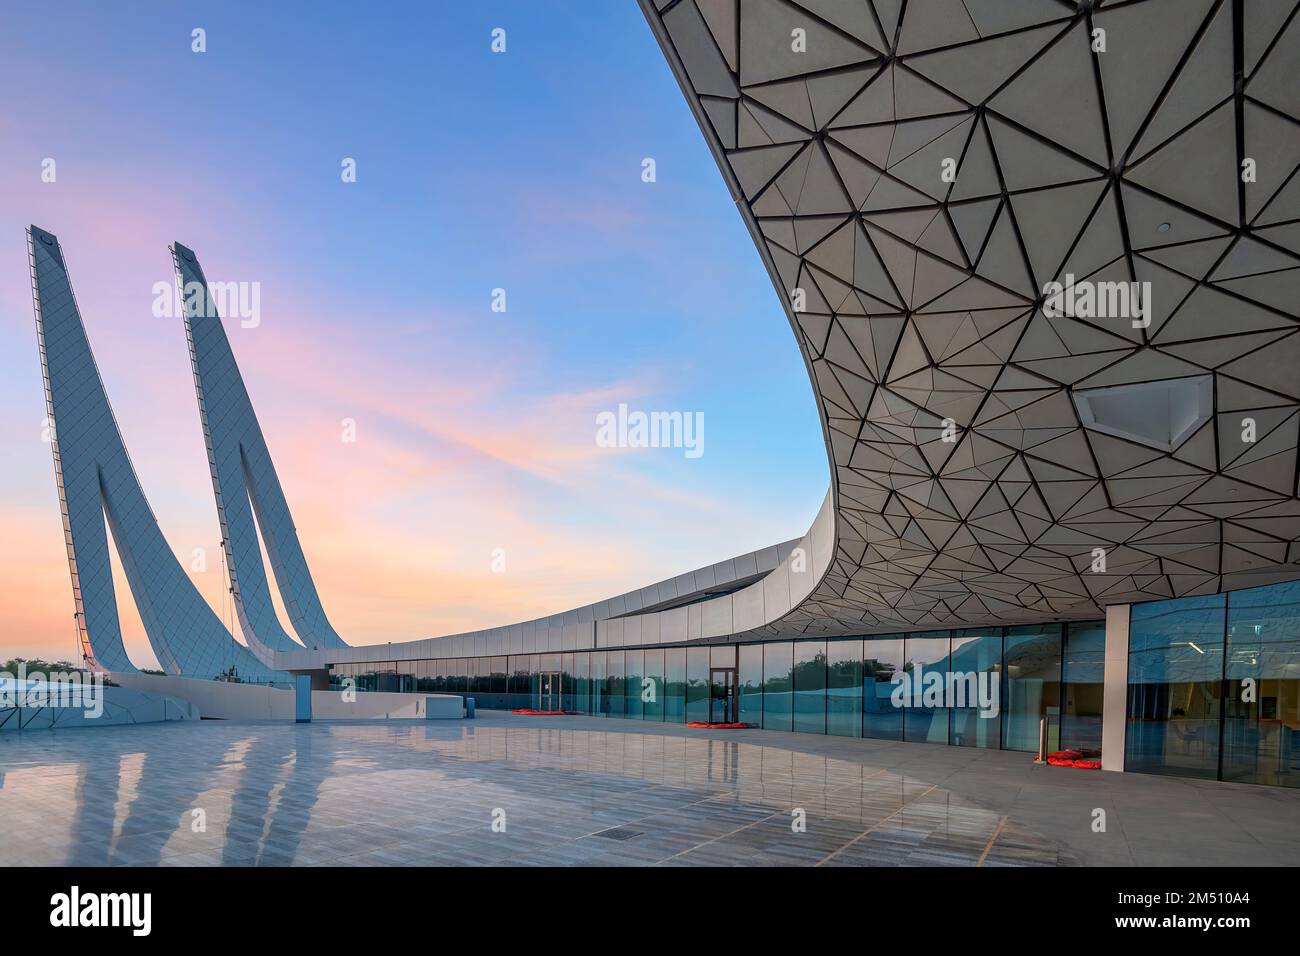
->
[110,673,462,721]
[0,682,199,732]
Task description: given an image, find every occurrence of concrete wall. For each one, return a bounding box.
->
[111,673,462,721]
[0,683,200,732]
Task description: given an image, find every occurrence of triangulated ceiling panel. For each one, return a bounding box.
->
[642,0,1300,636]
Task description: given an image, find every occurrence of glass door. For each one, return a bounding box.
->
[709,668,736,723]
[538,671,561,711]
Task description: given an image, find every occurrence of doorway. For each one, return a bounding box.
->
[538,671,562,711]
[709,668,737,724]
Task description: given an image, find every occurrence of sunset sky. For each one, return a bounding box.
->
[0,1,827,668]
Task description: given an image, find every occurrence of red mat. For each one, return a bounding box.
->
[1040,749,1101,769]
[511,709,577,716]
[686,721,749,729]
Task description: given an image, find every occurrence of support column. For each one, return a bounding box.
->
[294,674,312,723]
[1101,603,1130,772]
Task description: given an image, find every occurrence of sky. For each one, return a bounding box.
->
[0,1,827,668]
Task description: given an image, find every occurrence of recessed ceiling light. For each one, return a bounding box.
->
[1157,222,1171,233]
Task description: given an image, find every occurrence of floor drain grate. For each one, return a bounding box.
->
[593,827,643,842]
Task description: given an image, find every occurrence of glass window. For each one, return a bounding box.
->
[396,661,415,694]
[793,641,826,735]
[592,652,609,716]
[1127,595,1224,778]
[492,657,509,708]
[1224,581,1300,787]
[561,653,575,712]
[948,630,1001,749]
[762,642,794,731]
[738,644,763,727]
[1062,622,1105,752]
[1003,625,1062,753]
[624,649,644,720]
[508,657,530,709]
[643,649,665,721]
[572,652,590,714]
[665,648,686,722]
[686,646,709,723]
[605,651,624,718]
[903,635,950,744]
[527,655,540,707]
[827,640,862,737]
[863,637,904,740]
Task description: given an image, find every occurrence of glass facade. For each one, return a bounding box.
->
[903,634,950,745]
[826,639,862,738]
[1127,579,1300,788]
[665,648,685,722]
[863,637,904,741]
[949,630,1000,749]
[329,621,1101,755]
[1061,622,1104,752]
[326,577,1300,786]
[1003,625,1062,752]
[1127,593,1226,779]
[762,642,793,732]
[737,643,763,728]
[685,646,709,724]
[643,648,664,722]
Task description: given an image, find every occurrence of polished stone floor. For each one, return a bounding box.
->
[0,712,1295,866]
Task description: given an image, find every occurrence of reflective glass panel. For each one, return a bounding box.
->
[1062,622,1104,752]
[738,643,763,727]
[606,650,625,718]
[1003,626,1062,753]
[1224,582,1300,787]
[624,649,644,720]
[1127,596,1223,778]
[903,635,950,744]
[686,646,709,723]
[863,637,904,740]
[665,648,686,722]
[826,639,862,738]
[643,648,665,721]
[762,642,794,731]
[948,630,1001,749]
[793,641,826,734]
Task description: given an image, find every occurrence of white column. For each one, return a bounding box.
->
[1101,603,1130,772]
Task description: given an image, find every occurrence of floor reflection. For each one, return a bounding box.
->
[0,719,1080,867]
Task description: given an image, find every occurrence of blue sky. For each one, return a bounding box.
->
[0,1,827,664]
